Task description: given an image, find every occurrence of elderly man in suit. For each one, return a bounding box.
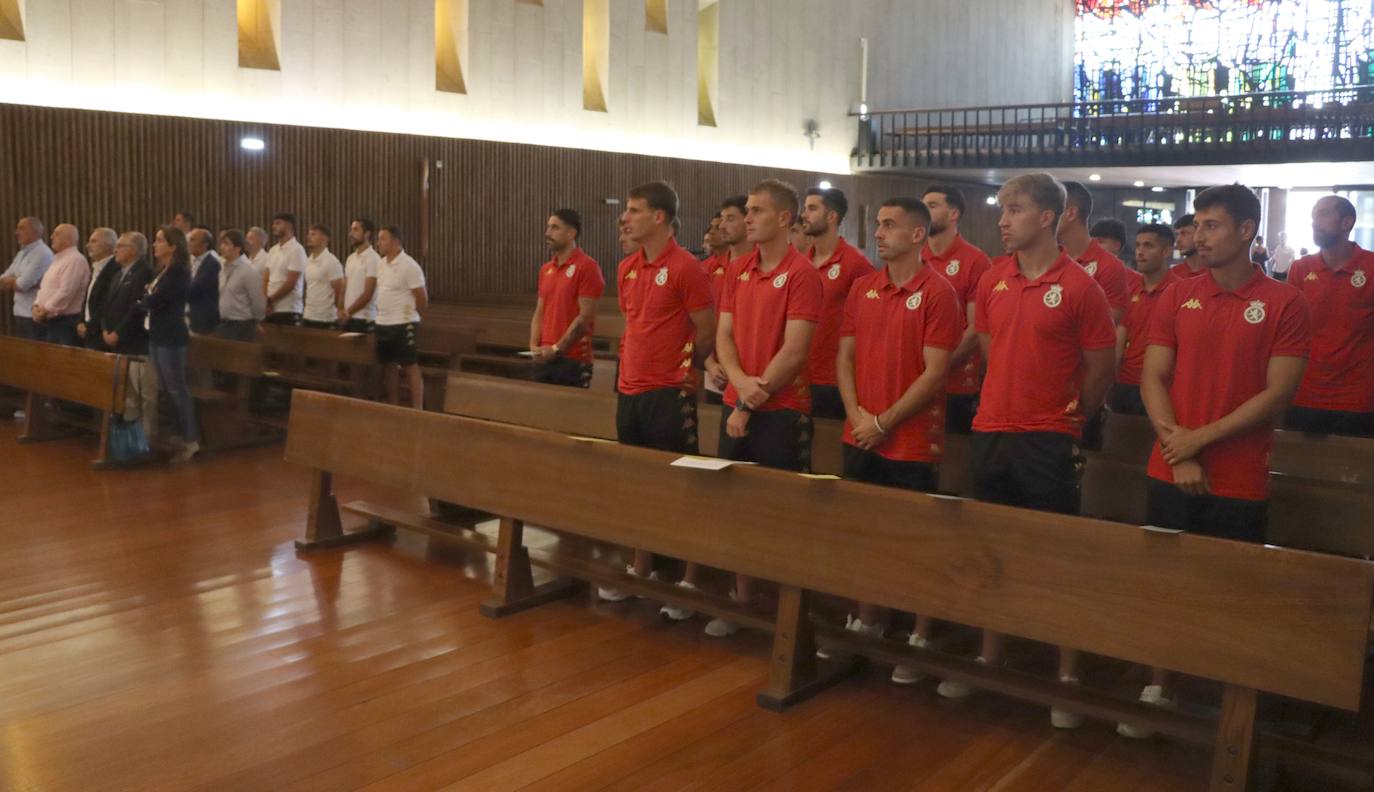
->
[186,226,221,335]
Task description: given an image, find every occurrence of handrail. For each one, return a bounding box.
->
[851,85,1374,117]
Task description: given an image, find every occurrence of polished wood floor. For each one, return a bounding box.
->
[0,425,1224,791]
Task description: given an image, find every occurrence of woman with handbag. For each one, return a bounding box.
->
[141,226,200,464]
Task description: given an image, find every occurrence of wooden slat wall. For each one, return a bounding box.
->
[0,102,1002,300]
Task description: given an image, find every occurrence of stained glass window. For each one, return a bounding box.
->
[1075,0,1374,103]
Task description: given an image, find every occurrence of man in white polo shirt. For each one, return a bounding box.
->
[374,225,428,409]
[264,212,306,325]
[340,217,380,332]
[301,224,345,329]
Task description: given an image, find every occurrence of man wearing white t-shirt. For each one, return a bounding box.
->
[301,224,345,329]
[264,213,306,325]
[340,217,380,332]
[374,225,428,409]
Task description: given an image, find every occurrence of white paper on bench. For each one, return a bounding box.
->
[1140,524,1185,534]
[670,455,756,471]
[516,350,537,357]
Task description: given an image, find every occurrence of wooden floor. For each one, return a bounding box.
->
[0,424,1224,791]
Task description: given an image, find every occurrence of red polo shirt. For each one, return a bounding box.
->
[720,246,824,413]
[617,238,714,396]
[1117,269,1178,386]
[806,237,875,387]
[700,253,732,314]
[1146,268,1311,501]
[537,248,605,363]
[1076,239,1131,316]
[1169,261,1206,279]
[840,265,962,461]
[1289,245,1374,412]
[922,234,993,395]
[972,252,1116,438]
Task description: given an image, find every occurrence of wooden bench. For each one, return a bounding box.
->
[186,335,282,450]
[284,390,1374,792]
[440,373,1374,557]
[0,336,129,467]
[258,324,379,398]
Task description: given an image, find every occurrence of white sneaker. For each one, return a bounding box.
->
[597,565,658,602]
[936,656,987,699]
[1051,676,1085,730]
[817,615,882,659]
[171,440,200,464]
[891,634,930,685]
[659,580,698,621]
[704,590,741,637]
[1117,684,1173,739]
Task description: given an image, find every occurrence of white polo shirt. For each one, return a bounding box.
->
[265,237,307,315]
[375,251,425,326]
[343,245,381,322]
[303,248,345,322]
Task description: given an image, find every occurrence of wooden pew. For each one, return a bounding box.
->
[186,335,281,450]
[440,373,1374,557]
[0,336,129,467]
[284,390,1374,792]
[258,324,378,398]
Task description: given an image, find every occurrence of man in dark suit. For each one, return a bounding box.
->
[186,226,221,335]
[81,227,121,349]
[100,232,158,436]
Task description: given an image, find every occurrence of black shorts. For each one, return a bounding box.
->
[616,388,698,453]
[1146,478,1268,543]
[945,393,978,434]
[1284,406,1374,438]
[1080,410,1105,451]
[534,357,593,389]
[375,322,419,366]
[264,312,301,326]
[717,405,812,472]
[842,444,938,492]
[1108,382,1147,416]
[704,390,723,406]
[342,318,374,334]
[971,431,1083,515]
[810,384,845,420]
[301,319,336,330]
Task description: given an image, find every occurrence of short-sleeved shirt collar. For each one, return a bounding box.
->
[1199,264,1267,299]
[880,262,937,295]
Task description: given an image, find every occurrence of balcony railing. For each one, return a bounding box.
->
[852,86,1374,172]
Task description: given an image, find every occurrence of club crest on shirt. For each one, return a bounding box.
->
[945,260,960,276]
[1243,300,1266,324]
[1043,284,1064,308]
[1353,270,1368,288]
[865,289,880,299]
[655,267,669,286]
[827,263,841,280]
[565,264,576,278]
[992,280,1009,292]
[772,273,788,289]
[1083,261,1098,276]
[905,292,923,311]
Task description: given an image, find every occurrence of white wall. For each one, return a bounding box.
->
[0,0,1073,173]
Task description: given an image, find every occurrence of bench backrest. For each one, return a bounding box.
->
[259,324,377,365]
[0,336,128,411]
[286,390,1374,710]
[188,335,265,378]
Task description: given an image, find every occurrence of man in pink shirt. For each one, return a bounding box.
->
[32,224,91,347]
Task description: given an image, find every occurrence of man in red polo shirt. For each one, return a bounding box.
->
[801,186,874,419]
[921,184,993,433]
[1285,195,1374,437]
[1169,214,1205,279]
[830,196,961,683]
[708,178,823,638]
[703,195,751,405]
[528,209,605,388]
[598,181,715,606]
[1111,223,1179,415]
[939,174,1115,731]
[1059,181,1130,322]
[1129,184,1310,739]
